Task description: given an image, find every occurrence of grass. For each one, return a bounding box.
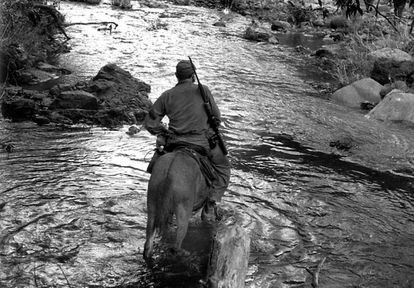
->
[330,13,414,87]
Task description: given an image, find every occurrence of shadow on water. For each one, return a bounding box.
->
[232,132,414,196]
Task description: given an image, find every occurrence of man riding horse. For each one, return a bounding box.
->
[144,60,231,221]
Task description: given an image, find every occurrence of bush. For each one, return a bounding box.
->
[330,14,414,86]
[0,0,66,84]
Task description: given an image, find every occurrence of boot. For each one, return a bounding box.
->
[201,200,218,222]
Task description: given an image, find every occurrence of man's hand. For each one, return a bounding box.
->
[156,134,166,152]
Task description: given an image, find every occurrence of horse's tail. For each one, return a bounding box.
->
[145,154,175,261]
[154,176,174,236]
[148,153,177,237]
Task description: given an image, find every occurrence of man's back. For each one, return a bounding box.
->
[161,79,210,135]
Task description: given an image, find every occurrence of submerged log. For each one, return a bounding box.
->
[207,223,250,288]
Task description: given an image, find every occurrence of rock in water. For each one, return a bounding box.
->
[207,223,250,288]
[369,48,414,85]
[1,98,36,121]
[49,90,99,110]
[367,91,414,124]
[331,78,382,108]
[126,125,140,135]
[33,115,51,125]
[213,21,226,27]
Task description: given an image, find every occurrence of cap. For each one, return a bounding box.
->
[176,60,195,79]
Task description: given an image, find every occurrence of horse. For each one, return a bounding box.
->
[143,148,211,263]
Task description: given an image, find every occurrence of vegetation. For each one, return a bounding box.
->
[0,0,412,90]
[0,0,67,84]
[335,0,414,17]
[314,0,414,87]
[332,19,413,86]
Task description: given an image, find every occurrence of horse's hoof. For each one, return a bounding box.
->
[143,255,154,268]
[201,212,216,223]
[168,247,179,255]
[143,248,154,267]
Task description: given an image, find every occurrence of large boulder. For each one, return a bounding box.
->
[369,48,413,63]
[1,98,37,121]
[49,90,99,110]
[47,64,152,126]
[331,78,383,108]
[380,81,414,98]
[366,90,414,123]
[244,26,270,42]
[244,25,278,44]
[88,63,152,111]
[0,87,48,121]
[369,48,414,85]
[46,64,152,126]
[371,60,414,85]
[270,20,291,31]
[1,64,152,127]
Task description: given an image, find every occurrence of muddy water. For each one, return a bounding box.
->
[1,1,414,287]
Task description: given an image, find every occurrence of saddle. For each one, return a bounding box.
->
[149,141,217,187]
[167,142,217,187]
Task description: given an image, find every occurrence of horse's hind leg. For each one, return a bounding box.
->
[143,208,156,264]
[174,203,192,250]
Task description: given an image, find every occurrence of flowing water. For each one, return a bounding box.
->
[1,1,414,287]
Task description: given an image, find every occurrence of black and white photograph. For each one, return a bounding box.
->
[1,0,413,287]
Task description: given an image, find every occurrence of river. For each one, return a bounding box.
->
[1,1,413,287]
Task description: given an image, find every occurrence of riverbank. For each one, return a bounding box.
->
[0,1,70,85]
[1,0,413,130]
[140,0,413,99]
[0,1,155,130]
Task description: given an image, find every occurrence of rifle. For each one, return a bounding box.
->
[188,57,228,155]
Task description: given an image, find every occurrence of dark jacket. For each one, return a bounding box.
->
[145,79,220,148]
